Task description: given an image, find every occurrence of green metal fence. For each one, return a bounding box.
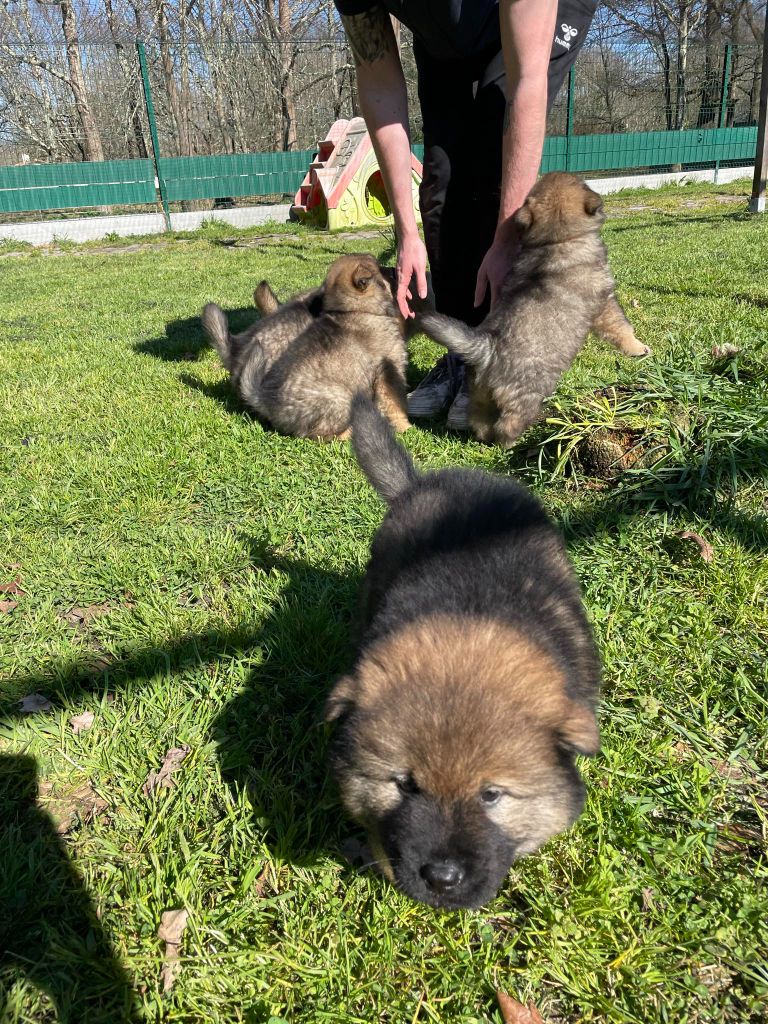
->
[1,127,758,218]
[157,152,314,203]
[0,159,156,214]
[0,38,762,222]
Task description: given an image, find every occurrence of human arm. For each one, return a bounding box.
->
[340,6,427,318]
[474,0,558,308]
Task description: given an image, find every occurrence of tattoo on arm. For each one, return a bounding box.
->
[342,7,398,66]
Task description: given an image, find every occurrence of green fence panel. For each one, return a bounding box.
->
[541,136,568,172]
[0,158,156,213]
[0,129,758,217]
[158,151,316,201]
[412,130,756,175]
[548,127,757,174]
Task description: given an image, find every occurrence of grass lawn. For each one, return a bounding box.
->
[1,180,767,1024]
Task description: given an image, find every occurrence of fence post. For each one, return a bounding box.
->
[714,42,733,183]
[136,40,172,231]
[565,64,576,172]
[750,18,768,212]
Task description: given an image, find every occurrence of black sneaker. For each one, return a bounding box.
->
[407,355,463,418]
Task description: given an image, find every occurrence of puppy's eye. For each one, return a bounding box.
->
[393,773,420,796]
[479,787,503,806]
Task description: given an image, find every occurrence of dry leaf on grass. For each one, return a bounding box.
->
[497,990,545,1024]
[0,599,18,614]
[71,710,95,734]
[142,745,191,796]
[19,692,53,714]
[711,344,740,359]
[89,653,114,673]
[158,908,189,992]
[679,531,714,563]
[0,577,26,596]
[38,780,109,834]
[62,602,112,630]
[252,864,270,898]
[642,886,657,912]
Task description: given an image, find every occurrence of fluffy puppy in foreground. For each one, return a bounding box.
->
[417,172,649,448]
[326,396,601,910]
[201,255,408,439]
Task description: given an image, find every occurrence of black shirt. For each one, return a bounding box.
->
[333,0,501,61]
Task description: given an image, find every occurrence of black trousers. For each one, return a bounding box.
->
[416,0,598,326]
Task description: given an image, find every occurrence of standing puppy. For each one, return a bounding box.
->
[202,255,408,440]
[417,172,649,447]
[327,396,601,910]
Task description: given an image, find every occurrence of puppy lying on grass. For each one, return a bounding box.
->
[417,172,649,448]
[202,255,408,440]
[326,395,601,909]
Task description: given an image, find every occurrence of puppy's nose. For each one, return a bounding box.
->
[420,860,464,893]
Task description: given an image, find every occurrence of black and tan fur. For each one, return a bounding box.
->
[417,172,649,448]
[201,255,408,440]
[327,396,601,909]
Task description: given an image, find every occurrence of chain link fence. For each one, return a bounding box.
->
[548,43,762,137]
[0,38,423,167]
[0,38,761,168]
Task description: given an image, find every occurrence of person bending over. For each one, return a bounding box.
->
[334,0,598,428]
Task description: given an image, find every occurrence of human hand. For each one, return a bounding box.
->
[474,235,519,310]
[396,233,428,319]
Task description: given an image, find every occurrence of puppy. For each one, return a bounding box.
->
[326,395,601,910]
[202,255,408,439]
[417,172,649,447]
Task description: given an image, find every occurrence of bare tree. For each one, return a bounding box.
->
[36,0,105,159]
[602,0,707,128]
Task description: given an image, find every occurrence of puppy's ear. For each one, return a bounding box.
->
[325,675,358,722]
[307,288,324,317]
[558,702,600,756]
[512,200,534,233]
[584,189,603,216]
[379,265,398,296]
[352,263,373,292]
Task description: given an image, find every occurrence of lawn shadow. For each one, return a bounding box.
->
[607,208,752,233]
[135,307,258,363]
[178,371,257,419]
[0,754,141,1023]
[212,545,364,868]
[626,280,768,309]
[2,544,366,1009]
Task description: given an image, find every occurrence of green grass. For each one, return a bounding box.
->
[1,182,767,1023]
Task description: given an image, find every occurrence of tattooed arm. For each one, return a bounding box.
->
[341,6,427,318]
[474,0,558,308]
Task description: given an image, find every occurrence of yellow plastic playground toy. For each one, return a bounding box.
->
[291,118,423,231]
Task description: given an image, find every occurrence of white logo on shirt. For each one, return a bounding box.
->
[555,23,578,50]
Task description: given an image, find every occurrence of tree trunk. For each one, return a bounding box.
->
[662,42,674,130]
[103,0,148,158]
[58,0,104,161]
[675,6,689,130]
[277,0,297,150]
[158,0,189,156]
[696,1,720,127]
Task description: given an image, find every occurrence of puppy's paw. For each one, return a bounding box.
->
[622,339,652,357]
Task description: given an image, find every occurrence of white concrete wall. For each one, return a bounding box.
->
[0,204,291,246]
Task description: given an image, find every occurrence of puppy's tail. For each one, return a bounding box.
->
[417,312,492,370]
[350,394,418,504]
[254,281,280,316]
[201,302,233,368]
